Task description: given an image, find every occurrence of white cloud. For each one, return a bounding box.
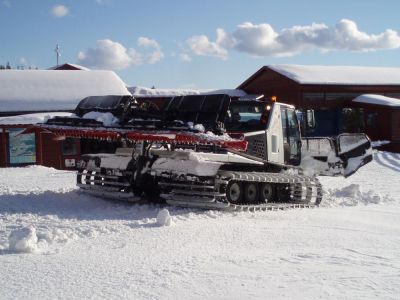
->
[184,19,400,59]
[78,38,164,70]
[137,37,164,64]
[50,5,69,18]
[186,30,229,59]
[78,39,136,70]
[137,37,158,48]
[333,19,400,51]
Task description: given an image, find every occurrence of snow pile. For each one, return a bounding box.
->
[8,226,39,253]
[322,184,392,207]
[82,111,120,126]
[193,124,205,132]
[371,140,391,147]
[187,122,205,133]
[156,209,172,226]
[300,152,341,176]
[7,226,82,254]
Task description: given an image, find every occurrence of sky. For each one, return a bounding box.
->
[1,0,400,89]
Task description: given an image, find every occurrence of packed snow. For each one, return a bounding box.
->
[268,64,400,85]
[0,151,400,299]
[156,209,172,226]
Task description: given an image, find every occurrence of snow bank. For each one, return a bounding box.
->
[8,226,39,253]
[322,184,391,207]
[7,226,82,254]
[156,209,172,226]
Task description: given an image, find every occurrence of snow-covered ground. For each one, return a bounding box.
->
[0,151,399,299]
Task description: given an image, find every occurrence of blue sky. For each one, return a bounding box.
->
[1,0,400,89]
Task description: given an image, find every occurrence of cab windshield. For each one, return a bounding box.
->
[225,101,271,132]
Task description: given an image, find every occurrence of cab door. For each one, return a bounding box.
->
[281,107,301,166]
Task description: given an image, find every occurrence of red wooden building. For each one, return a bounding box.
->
[238,65,400,152]
[0,69,131,168]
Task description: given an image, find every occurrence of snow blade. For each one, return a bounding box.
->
[301,133,372,177]
[336,133,373,177]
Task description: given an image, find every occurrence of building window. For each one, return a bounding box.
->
[366,112,378,127]
[61,138,77,155]
[8,128,36,165]
[385,93,400,99]
[303,93,324,101]
[326,93,360,101]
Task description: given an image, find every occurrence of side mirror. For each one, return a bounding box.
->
[306,109,316,129]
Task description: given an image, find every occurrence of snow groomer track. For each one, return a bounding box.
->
[164,171,323,211]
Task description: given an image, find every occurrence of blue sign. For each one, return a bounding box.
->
[8,128,36,164]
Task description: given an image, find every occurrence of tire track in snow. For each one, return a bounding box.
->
[373,152,400,172]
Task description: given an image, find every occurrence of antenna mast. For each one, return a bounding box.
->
[54,44,61,66]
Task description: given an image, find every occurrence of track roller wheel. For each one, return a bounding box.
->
[244,182,259,203]
[226,181,243,204]
[259,183,276,203]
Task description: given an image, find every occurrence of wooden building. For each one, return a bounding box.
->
[0,70,131,168]
[238,65,400,151]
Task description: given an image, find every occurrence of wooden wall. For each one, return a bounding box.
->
[0,130,7,167]
[0,126,81,169]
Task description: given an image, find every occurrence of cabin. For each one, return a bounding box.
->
[0,70,131,168]
[238,65,400,152]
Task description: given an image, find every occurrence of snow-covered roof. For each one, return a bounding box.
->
[47,63,90,71]
[129,86,202,97]
[129,86,247,98]
[268,65,400,85]
[202,89,247,98]
[0,112,75,125]
[353,94,400,107]
[0,70,131,112]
